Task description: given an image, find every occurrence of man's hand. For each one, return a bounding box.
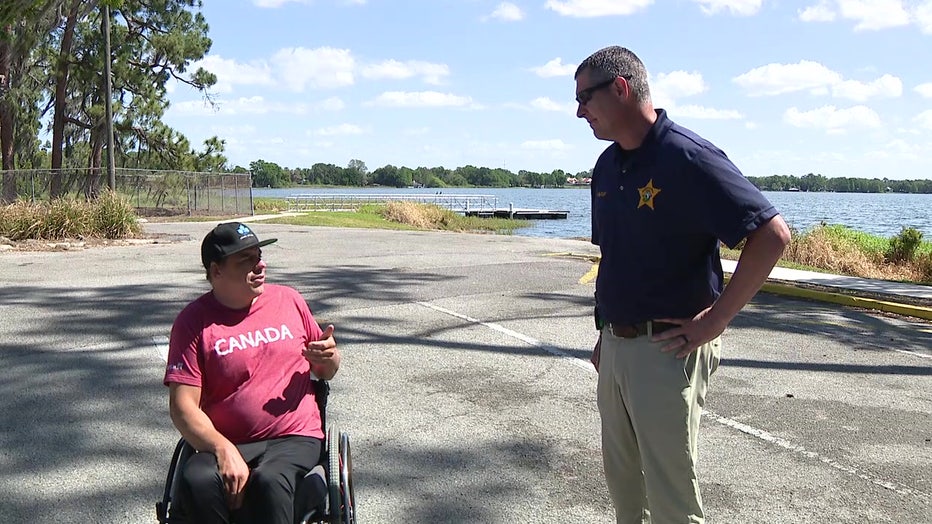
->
[591,334,601,371]
[215,444,250,510]
[303,324,340,380]
[651,307,726,359]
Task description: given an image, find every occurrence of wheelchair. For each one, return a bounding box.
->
[155,379,357,524]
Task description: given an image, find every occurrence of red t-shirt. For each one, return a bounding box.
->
[164,284,325,443]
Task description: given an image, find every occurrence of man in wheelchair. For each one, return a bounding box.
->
[163,222,341,524]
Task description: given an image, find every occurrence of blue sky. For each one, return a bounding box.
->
[162,0,932,180]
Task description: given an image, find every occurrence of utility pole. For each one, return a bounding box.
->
[103,4,115,189]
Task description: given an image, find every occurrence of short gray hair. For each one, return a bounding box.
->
[575,46,651,104]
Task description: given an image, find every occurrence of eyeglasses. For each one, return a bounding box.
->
[575,78,617,105]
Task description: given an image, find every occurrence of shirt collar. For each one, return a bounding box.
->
[612,108,672,158]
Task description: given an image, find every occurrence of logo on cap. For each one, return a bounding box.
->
[237,224,255,239]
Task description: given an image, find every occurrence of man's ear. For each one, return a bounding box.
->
[616,77,631,100]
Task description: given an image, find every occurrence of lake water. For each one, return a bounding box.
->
[253,187,932,241]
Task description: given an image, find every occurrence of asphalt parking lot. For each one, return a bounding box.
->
[1,221,930,523]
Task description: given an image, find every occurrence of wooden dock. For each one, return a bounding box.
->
[287,194,568,220]
[465,209,568,220]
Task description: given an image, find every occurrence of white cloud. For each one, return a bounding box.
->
[783,105,882,132]
[800,0,926,31]
[916,83,932,98]
[318,97,346,111]
[170,95,340,116]
[692,0,763,16]
[916,110,932,130]
[191,55,274,94]
[734,61,903,102]
[521,139,571,151]
[367,91,476,108]
[485,2,525,21]
[210,125,257,136]
[314,124,367,136]
[360,60,450,85]
[831,74,902,101]
[653,71,707,102]
[917,1,932,34]
[530,58,576,78]
[673,105,744,119]
[650,71,706,112]
[646,70,741,121]
[837,0,910,30]
[529,97,575,113]
[799,2,836,21]
[865,139,924,159]
[733,60,843,96]
[271,47,355,91]
[545,0,653,17]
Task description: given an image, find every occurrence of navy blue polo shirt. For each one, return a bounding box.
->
[591,109,777,325]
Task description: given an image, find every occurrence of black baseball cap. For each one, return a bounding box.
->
[201,222,278,270]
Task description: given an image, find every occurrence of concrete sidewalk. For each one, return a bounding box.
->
[721,259,932,320]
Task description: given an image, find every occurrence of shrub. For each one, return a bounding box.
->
[919,252,932,283]
[886,226,923,263]
[0,192,139,241]
[94,190,141,239]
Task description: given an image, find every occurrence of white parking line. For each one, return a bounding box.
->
[705,411,928,501]
[417,301,931,503]
[416,302,594,373]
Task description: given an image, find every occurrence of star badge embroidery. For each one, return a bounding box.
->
[637,179,662,210]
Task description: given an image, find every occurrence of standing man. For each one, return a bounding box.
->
[576,46,791,523]
[164,222,341,524]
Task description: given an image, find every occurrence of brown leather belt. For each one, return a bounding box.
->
[605,321,677,339]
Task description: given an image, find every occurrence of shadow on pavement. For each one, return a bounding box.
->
[1,260,928,521]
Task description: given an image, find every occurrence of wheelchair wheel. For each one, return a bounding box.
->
[327,426,343,524]
[339,432,357,524]
[155,438,195,524]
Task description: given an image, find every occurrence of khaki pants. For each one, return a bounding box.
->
[597,323,721,524]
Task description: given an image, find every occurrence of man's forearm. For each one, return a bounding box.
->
[709,215,791,327]
[312,354,340,381]
[170,404,235,455]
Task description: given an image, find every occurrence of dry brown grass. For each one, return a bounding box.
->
[782,227,926,282]
[380,201,451,229]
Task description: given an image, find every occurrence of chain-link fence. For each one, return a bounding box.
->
[1,168,254,217]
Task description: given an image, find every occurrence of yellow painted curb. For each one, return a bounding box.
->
[579,259,932,321]
[723,276,932,321]
[568,253,932,320]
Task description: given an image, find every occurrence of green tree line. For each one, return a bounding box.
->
[247,158,588,189]
[746,173,932,193]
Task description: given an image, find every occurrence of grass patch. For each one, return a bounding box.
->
[0,190,141,240]
[265,201,528,234]
[254,197,290,214]
[723,223,932,284]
